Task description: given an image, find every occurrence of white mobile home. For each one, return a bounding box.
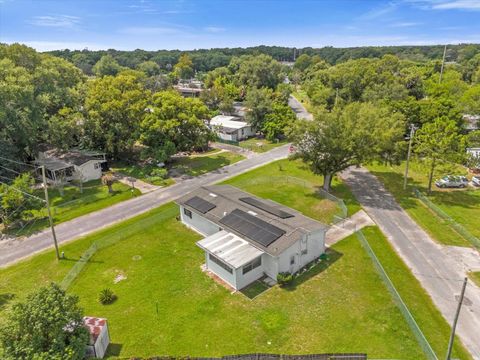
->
[210,115,255,142]
[176,185,327,290]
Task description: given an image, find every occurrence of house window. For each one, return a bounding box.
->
[183,208,192,219]
[209,254,233,274]
[94,163,100,169]
[290,255,295,265]
[242,257,262,275]
[301,249,308,255]
[241,128,244,136]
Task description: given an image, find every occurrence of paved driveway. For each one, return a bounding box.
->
[0,145,290,268]
[288,95,314,121]
[341,166,480,359]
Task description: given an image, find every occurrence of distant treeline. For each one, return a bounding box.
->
[47,44,480,75]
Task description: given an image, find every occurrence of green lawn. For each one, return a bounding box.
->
[0,203,425,359]
[223,159,361,222]
[4,180,141,237]
[171,151,245,176]
[110,162,175,187]
[367,161,480,247]
[468,272,480,287]
[239,137,288,153]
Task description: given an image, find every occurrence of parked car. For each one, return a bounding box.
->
[435,175,469,188]
[472,176,480,187]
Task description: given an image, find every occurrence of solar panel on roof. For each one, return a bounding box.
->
[184,196,216,214]
[219,209,285,247]
[239,197,294,219]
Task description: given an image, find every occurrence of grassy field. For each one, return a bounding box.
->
[367,161,479,247]
[223,159,362,221]
[239,137,288,153]
[468,272,480,287]
[0,160,471,359]
[171,151,245,176]
[110,162,175,186]
[4,180,141,237]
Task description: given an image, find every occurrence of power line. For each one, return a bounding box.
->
[0,164,22,175]
[0,155,38,169]
[0,180,45,202]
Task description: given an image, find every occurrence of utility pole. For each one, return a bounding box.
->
[41,165,60,260]
[403,124,417,190]
[335,88,339,107]
[446,277,468,360]
[439,45,447,84]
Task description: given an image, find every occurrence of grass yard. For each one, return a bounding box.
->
[110,162,175,187]
[4,180,141,237]
[468,272,480,287]
[239,137,288,153]
[171,150,245,176]
[367,161,480,247]
[223,159,361,222]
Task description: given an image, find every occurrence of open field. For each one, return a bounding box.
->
[171,151,245,176]
[239,137,288,153]
[0,160,470,359]
[110,162,175,187]
[367,161,479,247]
[3,180,141,237]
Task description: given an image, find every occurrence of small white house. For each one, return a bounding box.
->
[84,317,110,359]
[210,115,256,142]
[36,149,107,184]
[176,185,327,290]
[468,147,480,158]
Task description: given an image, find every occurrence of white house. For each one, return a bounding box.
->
[84,316,110,359]
[36,149,107,184]
[176,185,327,290]
[210,115,256,142]
[468,147,480,158]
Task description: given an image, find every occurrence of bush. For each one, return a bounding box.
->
[99,288,116,305]
[277,272,294,286]
[149,168,168,179]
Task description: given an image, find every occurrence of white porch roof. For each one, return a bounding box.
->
[197,230,264,269]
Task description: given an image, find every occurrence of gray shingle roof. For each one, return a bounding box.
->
[176,185,327,256]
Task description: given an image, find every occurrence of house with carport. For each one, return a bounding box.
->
[176,185,327,290]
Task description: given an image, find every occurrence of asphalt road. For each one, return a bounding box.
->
[341,166,480,360]
[288,95,314,121]
[0,144,290,268]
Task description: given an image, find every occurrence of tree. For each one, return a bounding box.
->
[101,173,116,193]
[174,53,194,79]
[234,54,283,89]
[414,118,466,193]
[140,91,212,159]
[245,87,274,130]
[47,108,84,150]
[263,102,296,141]
[0,283,88,360]
[136,60,161,76]
[460,85,480,115]
[291,103,403,192]
[84,70,149,158]
[0,173,41,230]
[92,55,122,77]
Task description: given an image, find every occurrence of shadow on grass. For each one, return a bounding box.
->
[282,248,343,292]
[240,279,271,299]
[0,293,15,310]
[106,343,123,357]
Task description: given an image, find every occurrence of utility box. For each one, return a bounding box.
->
[84,316,110,358]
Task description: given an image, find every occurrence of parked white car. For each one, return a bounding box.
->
[435,175,469,188]
[472,176,480,187]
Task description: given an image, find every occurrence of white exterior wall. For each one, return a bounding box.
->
[235,256,265,290]
[94,323,110,358]
[261,253,278,279]
[237,126,255,140]
[179,205,221,236]
[76,160,104,181]
[468,148,480,158]
[206,253,237,288]
[277,229,326,274]
[217,132,237,142]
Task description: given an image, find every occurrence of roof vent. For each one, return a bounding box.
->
[209,193,217,198]
[247,210,257,216]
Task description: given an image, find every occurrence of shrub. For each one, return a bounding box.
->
[149,168,168,179]
[99,288,116,305]
[277,272,294,286]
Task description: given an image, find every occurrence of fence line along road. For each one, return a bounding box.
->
[0,144,290,268]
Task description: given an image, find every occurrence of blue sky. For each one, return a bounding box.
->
[1,0,479,51]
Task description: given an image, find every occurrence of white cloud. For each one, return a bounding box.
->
[204,26,226,33]
[28,15,81,28]
[358,2,399,20]
[390,21,422,27]
[406,0,480,10]
[119,26,184,35]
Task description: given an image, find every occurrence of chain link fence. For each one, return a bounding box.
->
[60,205,178,290]
[356,230,438,360]
[414,188,480,250]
